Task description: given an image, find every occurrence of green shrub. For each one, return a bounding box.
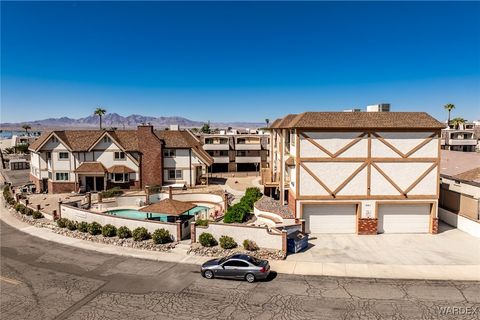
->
[243,239,259,251]
[32,210,44,219]
[219,235,237,249]
[195,219,209,226]
[199,232,217,247]
[132,227,150,241]
[223,187,262,224]
[66,220,77,230]
[117,226,132,239]
[15,203,25,213]
[56,218,68,228]
[77,221,89,233]
[149,185,162,193]
[152,228,172,244]
[25,208,33,216]
[101,187,123,198]
[101,224,117,237]
[87,222,102,235]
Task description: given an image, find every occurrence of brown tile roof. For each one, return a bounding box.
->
[453,168,480,184]
[440,150,480,177]
[273,112,444,130]
[268,118,282,129]
[139,198,197,215]
[108,165,136,174]
[74,162,107,173]
[270,114,298,129]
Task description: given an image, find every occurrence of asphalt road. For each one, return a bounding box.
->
[1,222,479,320]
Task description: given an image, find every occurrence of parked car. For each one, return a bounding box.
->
[201,254,270,283]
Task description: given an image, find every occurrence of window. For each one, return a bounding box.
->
[207,151,214,156]
[55,172,69,181]
[51,136,58,143]
[168,169,182,180]
[111,173,130,183]
[163,149,176,157]
[219,150,228,156]
[223,260,249,267]
[114,151,126,160]
[237,150,246,157]
[46,152,52,160]
[58,152,69,160]
[103,136,111,143]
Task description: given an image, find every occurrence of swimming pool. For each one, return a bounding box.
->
[106,206,208,222]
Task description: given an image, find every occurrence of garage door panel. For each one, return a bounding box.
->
[303,204,356,234]
[378,204,430,234]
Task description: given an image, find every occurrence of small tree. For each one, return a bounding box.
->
[265,118,270,127]
[22,124,31,135]
[200,122,211,134]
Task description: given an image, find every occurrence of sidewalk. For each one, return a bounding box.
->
[1,202,479,281]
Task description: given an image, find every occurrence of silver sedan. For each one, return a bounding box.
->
[201,254,271,283]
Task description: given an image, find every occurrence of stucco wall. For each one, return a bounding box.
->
[439,208,480,238]
[195,223,283,250]
[60,204,179,240]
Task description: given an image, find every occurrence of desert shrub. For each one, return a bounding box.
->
[195,219,209,226]
[243,239,259,251]
[25,208,33,216]
[152,228,172,244]
[87,222,102,235]
[101,187,123,198]
[219,235,237,249]
[32,210,44,219]
[132,227,150,241]
[117,226,132,239]
[101,224,117,237]
[66,220,77,230]
[199,232,217,247]
[56,218,69,228]
[149,185,162,193]
[77,221,89,233]
[15,203,24,212]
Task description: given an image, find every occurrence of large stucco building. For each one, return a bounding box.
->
[262,111,444,235]
[28,125,213,193]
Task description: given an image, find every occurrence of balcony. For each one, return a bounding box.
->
[448,139,477,146]
[235,143,261,150]
[212,156,230,163]
[235,156,261,163]
[203,143,230,150]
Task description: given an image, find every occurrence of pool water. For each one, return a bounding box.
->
[107,206,208,222]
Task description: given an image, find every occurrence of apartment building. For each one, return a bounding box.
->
[262,111,444,235]
[200,129,269,172]
[441,122,478,152]
[28,125,213,193]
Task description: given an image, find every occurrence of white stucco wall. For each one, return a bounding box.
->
[439,208,480,238]
[195,223,283,250]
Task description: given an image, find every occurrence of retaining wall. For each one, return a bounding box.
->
[439,208,480,238]
[60,204,180,241]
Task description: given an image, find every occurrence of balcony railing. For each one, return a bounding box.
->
[212,156,230,163]
[447,139,477,146]
[235,156,261,163]
[203,143,230,150]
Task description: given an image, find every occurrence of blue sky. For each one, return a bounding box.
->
[1,1,479,123]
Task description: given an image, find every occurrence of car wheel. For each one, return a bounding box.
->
[245,273,256,283]
[204,270,214,279]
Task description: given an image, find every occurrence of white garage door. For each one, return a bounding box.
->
[378,204,431,234]
[303,204,357,234]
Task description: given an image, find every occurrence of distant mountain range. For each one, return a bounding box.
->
[1,113,265,130]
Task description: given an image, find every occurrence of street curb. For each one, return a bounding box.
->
[1,202,479,281]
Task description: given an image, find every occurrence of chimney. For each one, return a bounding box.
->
[137,125,163,188]
[169,124,179,131]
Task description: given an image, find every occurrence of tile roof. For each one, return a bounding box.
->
[272,112,444,130]
[440,150,480,178]
[108,165,136,174]
[453,168,480,184]
[74,162,107,173]
[29,128,213,165]
[139,198,197,215]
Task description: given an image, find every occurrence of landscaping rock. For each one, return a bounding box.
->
[188,244,285,260]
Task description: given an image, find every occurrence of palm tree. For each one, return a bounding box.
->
[94,107,107,130]
[22,124,31,135]
[444,103,455,127]
[265,118,270,127]
[450,117,465,129]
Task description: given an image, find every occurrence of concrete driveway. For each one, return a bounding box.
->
[287,223,480,265]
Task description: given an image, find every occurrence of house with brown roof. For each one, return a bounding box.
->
[28,125,213,193]
[262,111,444,235]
